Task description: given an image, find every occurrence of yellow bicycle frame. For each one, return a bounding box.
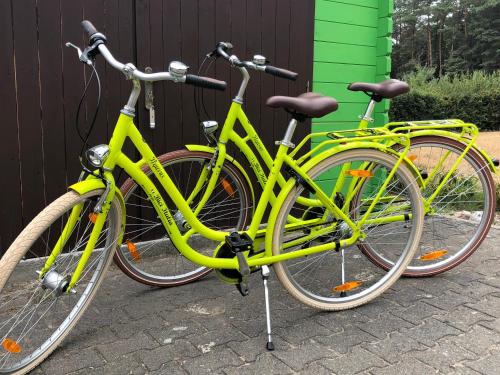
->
[42,108,415,290]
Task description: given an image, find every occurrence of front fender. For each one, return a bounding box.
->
[69,177,126,244]
[185,144,256,210]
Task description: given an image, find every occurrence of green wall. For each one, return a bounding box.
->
[312,0,394,141]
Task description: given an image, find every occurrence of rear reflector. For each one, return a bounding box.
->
[346,170,373,178]
[126,240,141,261]
[418,250,448,261]
[333,281,362,292]
[221,178,236,198]
[2,338,21,353]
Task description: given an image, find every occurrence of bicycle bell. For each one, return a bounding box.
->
[253,55,266,66]
[168,61,188,80]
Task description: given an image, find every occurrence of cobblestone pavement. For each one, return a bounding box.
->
[31,227,499,375]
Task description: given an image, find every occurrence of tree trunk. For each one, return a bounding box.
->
[427,27,433,67]
[439,30,442,76]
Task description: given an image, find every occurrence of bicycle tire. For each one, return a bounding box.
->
[272,149,424,311]
[356,135,496,277]
[0,190,121,374]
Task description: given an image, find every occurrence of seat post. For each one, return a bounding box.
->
[279,118,298,148]
[361,99,377,125]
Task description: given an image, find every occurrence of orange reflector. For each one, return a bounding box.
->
[221,178,236,198]
[88,212,98,224]
[126,240,141,261]
[408,154,417,162]
[333,281,362,292]
[419,250,448,261]
[2,338,21,353]
[346,170,373,178]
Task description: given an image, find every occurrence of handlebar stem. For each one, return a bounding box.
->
[234,67,250,104]
[122,79,141,117]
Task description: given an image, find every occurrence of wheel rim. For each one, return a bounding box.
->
[0,192,119,372]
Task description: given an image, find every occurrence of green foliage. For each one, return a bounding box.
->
[393,0,500,77]
[425,172,483,212]
[496,183,500,210]
[390,69,500,130]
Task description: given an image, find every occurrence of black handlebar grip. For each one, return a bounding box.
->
[81,20,98,37]
[185,74,227,91]
[264,65,298,81]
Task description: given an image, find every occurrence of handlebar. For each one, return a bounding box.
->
[185,74,227,91]
[212,42,298,81]
[81,20,98,38]
[264,66,298,81]
[77,20,227,90]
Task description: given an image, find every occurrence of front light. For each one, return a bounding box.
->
[85,145,110,168]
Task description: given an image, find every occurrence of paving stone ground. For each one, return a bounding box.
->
[33,227,500,374]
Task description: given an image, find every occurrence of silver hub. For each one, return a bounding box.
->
[40,270,70,296]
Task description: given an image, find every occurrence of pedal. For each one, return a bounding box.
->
[236,252,250,296]
[225,232,253,296]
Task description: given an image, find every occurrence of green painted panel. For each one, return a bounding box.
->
[315,21,377,46]
[314,41,375,65]
[378,0,394,17]
[376,56,391,75]
[377,37,392,56]
[315,0,378,27]
[313,82,368,102]
[375,100,390,112]
[314,62,376,83]
[315,102,366,122]
[374,112,389,126]
[313,0,393,143]
[332,0,379,8]
[312,121,361,133]
[377,18,393,37]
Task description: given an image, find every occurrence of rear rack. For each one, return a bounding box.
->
[291,127,409,165]
[385,119,478,139]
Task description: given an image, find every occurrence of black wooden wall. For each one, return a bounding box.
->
[0,0,314,255]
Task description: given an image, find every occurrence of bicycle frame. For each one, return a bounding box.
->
[205,96,497,216]
[41,102,417,292]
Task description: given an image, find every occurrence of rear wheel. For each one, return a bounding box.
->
[114,150,253,287]
[356,136,496,276]
[272,149,423,310]
[0,190,121,374]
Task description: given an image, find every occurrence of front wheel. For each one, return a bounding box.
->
[114,150,254,287]
[272,149,423,311]
[0,190,121,374]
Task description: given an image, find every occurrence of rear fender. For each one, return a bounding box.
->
[185,144,256,210]
[265,142,424,255]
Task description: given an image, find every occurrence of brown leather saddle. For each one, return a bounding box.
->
[348,79,410,101]
[266,92,339,119]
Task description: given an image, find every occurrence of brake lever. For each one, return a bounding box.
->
[65,42,92,65]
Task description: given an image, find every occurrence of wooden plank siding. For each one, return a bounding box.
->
[0,0,314,256]
[311,0,394,143]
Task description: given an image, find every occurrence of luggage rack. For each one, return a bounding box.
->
[291,127,409,165]
[385,119,478,139]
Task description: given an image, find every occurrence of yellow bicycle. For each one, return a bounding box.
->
[0,21,424,373]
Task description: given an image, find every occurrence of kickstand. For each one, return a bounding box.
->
[261,265,274,351]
